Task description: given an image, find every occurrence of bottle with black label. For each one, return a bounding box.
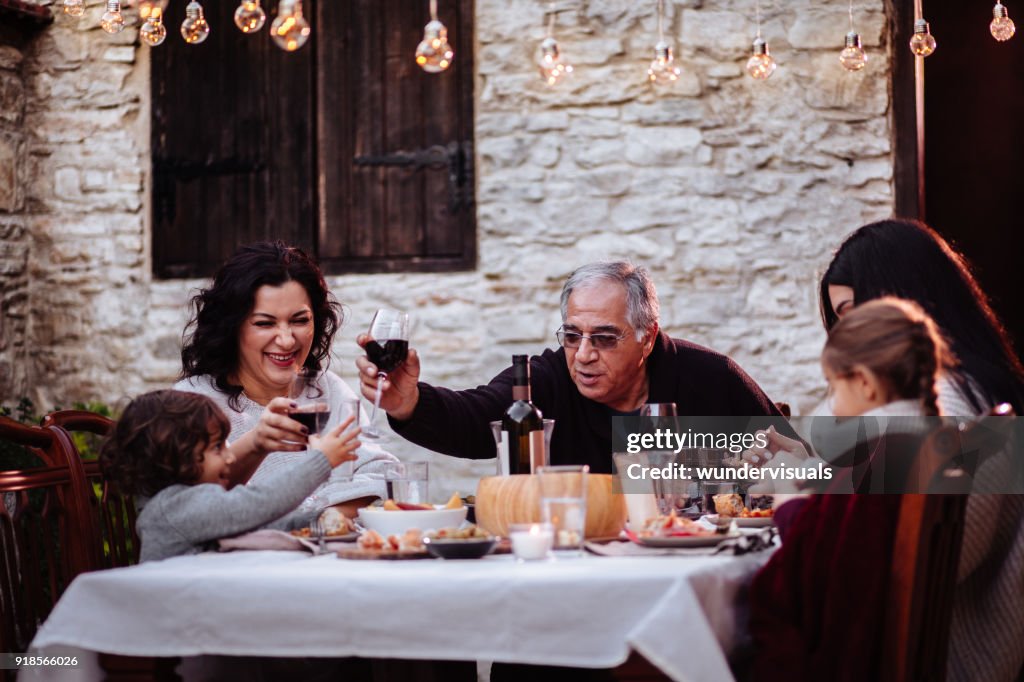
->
[501,355,545,475]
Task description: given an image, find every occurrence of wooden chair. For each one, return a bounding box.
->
[0,416,97,677]
[880,404,1016,682]
[42,410,139,568]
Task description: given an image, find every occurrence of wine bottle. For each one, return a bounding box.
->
[501,355,545,475]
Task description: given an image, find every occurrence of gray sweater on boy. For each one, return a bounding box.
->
[136,450,331,562]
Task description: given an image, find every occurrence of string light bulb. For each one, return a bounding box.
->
[745,0,775,80]
[538,5,573,86]
[415,0,454,72]
[839,32,867,71]
[139,6,167,46]
[99,0,126,34]
[746,37,776,79]
[990,2,1016,41]
[62,0,85,18]
[647,0,680,85]
[181,1,211,44]
[270,0,311,52]
[234,0,266,34]
[839,1,867,71]
[909,19,937,56]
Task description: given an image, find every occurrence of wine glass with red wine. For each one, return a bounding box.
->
[362,308,410,439]
[288,368,331,437]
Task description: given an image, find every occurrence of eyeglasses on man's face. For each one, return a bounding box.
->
[555,327,629,351]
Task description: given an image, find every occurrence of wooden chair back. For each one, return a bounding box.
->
[42,411,138,569]
[881,404,1016,681]
[0,416,96,660]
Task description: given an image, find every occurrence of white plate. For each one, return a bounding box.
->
[735,516,775,528]
[631,532,736,548]
[357,506,467,537]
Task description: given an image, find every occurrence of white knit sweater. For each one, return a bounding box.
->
[174,372,401,511]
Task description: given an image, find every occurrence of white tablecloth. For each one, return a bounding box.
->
[28,548,772,682]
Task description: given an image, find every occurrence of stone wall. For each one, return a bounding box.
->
[1,1,894,499]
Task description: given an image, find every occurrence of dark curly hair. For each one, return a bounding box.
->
[180,241,343,410]
[99,390,230,497]
[820,219,1024,414]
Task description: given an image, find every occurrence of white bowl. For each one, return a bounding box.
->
[357,506,468,537]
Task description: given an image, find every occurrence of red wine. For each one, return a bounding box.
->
[366,339,409,374]
[289,404,329,434]
[502,355,544,475]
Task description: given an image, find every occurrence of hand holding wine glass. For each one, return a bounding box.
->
[359,309,410,439]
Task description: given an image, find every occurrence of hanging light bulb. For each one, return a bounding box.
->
[234,0,266,34]
[647,1,680,85]
[648,42,681,83]
[538,36,573,86]
[538,5,573,87]
[909,18,937,56]
[180,1,211,44]
[100,0,126,34]
[140,6,167,46]
[270,0,311,52]
[62,0,85,18]
[838,2,867,71]
[839,32,867,71]
[415,0,454,72]
[991,2,1016,41]
[745,1,775,80]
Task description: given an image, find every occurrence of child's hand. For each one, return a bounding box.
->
[308,415,361,468]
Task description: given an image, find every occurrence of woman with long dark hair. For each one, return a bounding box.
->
[820,218,1024,414]
[175,241,398,516]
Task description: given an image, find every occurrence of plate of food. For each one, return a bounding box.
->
[357,493,468,537]
[290,507,360,542]
[423,524,496,560]
[711,493,775,527]
[337,528,432,560]
[627,511,736,548]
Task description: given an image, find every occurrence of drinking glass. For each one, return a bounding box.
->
[536,464,589,554]
[333,398,361,480]
[640,403,677,417]
[288,369,331,436]
[385,461,429,505]
[362,309,410,439]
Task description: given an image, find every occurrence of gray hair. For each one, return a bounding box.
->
[559,261,660,340]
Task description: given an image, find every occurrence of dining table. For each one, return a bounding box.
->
[27,540,776,682]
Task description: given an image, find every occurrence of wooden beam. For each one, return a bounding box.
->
[0,0,53,26]
[888,0,924,221]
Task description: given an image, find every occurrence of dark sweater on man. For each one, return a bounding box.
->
[389,332,781,473]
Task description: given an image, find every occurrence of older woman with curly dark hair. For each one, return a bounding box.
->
[174,241,399,517]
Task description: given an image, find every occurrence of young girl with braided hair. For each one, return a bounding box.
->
[821,296,953,419]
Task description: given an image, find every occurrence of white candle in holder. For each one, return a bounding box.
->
[509,523,553,561]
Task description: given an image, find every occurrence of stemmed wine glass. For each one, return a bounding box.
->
[362,308,410,439]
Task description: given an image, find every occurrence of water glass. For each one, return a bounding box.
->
[334,398,360,480]
[386,461,429,505]
[612,452,659,531]
[536,464,589,554]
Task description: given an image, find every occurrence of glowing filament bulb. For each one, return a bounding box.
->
[271,0,311,52]
[839,31,868,71]
[181,1,211,44]
[234,0,266,34]
[100,0,125,34]
[415,19,454,72]
[140,7,167,46]
[648,41,681,84]
[745,37,776,80]
[538,36,573,87]
[62,0,85,18]
[991,2,1016,41]
[909,19,937,56]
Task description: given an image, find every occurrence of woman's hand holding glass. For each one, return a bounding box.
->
[249,396,311,455]
[739,425,810,468]
[308,415,361,468]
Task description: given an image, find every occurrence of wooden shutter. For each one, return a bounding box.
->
[152,0,475,279]
[315,0,475,273]
[152,0,316,278]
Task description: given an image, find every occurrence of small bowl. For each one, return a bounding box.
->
[422,536,497,560]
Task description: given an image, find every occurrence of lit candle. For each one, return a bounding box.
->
[509,523,553,561]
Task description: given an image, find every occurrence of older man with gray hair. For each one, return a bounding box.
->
[356,261,781,473]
